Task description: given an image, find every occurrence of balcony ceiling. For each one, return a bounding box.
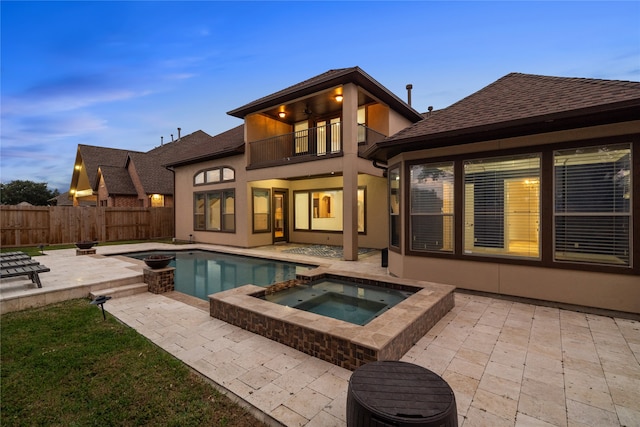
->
[262,90,376,124]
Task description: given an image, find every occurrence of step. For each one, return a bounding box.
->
[90,283,147,299]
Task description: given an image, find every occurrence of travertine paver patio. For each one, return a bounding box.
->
[1,243,639,426]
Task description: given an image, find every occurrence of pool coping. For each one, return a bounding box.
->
[209,268,455,371]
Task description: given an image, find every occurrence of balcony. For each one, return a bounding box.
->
[248,123,386,169]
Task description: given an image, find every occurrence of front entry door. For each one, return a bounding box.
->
[273,190,288,243]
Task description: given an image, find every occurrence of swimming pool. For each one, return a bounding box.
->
[123,250,315,301]
[261,278,414,325]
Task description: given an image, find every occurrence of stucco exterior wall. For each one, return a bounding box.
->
[385,121,640,313]
[392,254,640,313]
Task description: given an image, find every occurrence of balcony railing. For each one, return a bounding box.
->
[248,123,386,169]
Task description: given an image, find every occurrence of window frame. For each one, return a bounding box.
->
[252,187,271,234]
[462,153,541,260]
[553,143,632,267]
[293,187,366,233]
[194,166,235,186]
[402,137,637,275]
[389,165,401,251]
[409,162,455,253]
[193,189,235,233]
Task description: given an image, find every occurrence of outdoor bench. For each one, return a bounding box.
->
[0,264,50,288]
[0,259,40,269]
[0,252,31,261]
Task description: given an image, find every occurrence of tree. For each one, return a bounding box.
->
[0,180,60,206]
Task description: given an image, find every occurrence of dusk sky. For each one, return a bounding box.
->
[1,1,639,193]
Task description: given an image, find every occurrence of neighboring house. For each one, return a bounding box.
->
[69,130,213,207]
[166,67,423,259]
[364,72,640,313]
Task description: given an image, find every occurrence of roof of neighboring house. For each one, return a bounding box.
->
[126,152,174,195]
[164,125,245,168]
[227,67,423,122]
[49,191,95,206]
[97,165,137,195]
[74,130,216,198]
[77,145,136,188]
[365,72,640,161]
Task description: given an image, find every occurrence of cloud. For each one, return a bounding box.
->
[1,74,149,117]
[1,112,107,147]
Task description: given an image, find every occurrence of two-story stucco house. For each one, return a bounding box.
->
[166,67,423,260]
[167,67,639,314]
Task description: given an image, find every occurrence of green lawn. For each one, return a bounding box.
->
[0,299,267,426]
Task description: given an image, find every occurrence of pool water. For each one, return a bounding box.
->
[125,250,315,301]
[262,279,414,325]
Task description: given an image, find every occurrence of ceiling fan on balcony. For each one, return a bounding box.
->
[303,103,313,116]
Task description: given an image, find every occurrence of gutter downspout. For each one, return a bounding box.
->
[372,160,388,178]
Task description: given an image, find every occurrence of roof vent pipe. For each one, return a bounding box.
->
[427,106,433,117]
[406,84,413,106]
[161,136,164,145]
[171,134,174,142]
[177,127,181,141]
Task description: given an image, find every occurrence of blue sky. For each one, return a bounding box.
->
[1,1,639,192]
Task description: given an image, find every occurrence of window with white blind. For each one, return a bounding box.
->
[410,163,454,252]
[389,167,400,248]
[463,154,540,258]
[554,143,631,266]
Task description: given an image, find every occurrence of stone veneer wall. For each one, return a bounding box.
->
[378,291,454,360]
[210,295,378,370]
[144,267,175,294]
[210,273,455,371]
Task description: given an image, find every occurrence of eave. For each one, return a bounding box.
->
[364,99,640,162]
[227,67,423,123]
[164,145,245,169]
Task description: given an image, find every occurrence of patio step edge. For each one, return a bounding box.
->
[90,283,147,299]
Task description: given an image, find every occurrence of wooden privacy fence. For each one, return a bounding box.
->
[0,206,174,247]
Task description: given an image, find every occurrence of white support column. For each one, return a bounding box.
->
[342,83,359,261]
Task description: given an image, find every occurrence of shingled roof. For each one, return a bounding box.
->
[165,125,245,168]
[365,73,640,161]
[76,145,135,189]
[96,165,137,195]
[227,67,423,122]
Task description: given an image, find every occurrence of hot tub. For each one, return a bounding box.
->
[209,270,455,370]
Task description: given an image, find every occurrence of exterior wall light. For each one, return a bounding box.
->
[335,95,343,102]
[278,111,286,118]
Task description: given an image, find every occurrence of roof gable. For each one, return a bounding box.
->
[227,67,422,122]
[76,145,134,189]
[96,165,137,195]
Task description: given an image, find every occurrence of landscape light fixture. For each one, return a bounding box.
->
[90,295,112,320]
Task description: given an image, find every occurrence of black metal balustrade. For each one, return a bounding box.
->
[248,123,386,169]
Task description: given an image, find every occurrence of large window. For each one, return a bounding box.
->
[252,188,270,233]
[410,163,454,252]
[463,154,540,259]
[194,190,235,232]
[389,166,400,248]
[294,188,365,232]
[554,143,631,266]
